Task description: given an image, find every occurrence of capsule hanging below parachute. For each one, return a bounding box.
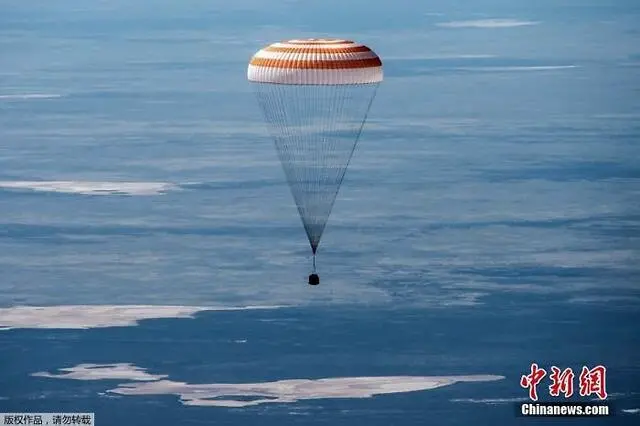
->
[247,38,383,285]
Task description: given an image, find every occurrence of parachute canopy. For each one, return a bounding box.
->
[247,38,383,85]
[248,38,383,272]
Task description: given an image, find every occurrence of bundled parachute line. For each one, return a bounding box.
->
[248,38,383,285]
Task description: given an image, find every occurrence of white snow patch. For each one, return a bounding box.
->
[0,304,288,330]
[34,363,505,407]
[33,363,166,381]
[437,19,540,28]
[113,374,506,407]
[458,65,578,72]
[0,94,62,100]
[0,181,178,196]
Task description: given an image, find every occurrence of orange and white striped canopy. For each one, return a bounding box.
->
[247,38,383,85]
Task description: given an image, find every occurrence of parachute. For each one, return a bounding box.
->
[247,38,383,285]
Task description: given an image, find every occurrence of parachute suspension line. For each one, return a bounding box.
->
[252,82,379,257]
[321,83,380,226]
[312,253,317,273]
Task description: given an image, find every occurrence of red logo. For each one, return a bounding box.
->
[520,363,547,401]
[549,366,575,398]
[579,365,608,400]
[521,364,607,401]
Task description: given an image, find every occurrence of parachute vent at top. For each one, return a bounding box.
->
[248,38,383,284]
[247,38,383,85]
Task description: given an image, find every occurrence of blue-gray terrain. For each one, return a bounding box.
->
[1,0,638,424]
